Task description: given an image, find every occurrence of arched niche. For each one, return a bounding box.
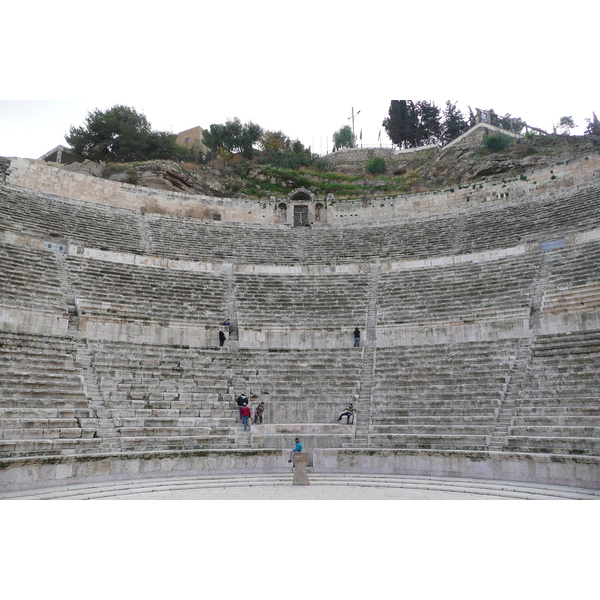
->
[315,202,325,222]
[277,202,288,223]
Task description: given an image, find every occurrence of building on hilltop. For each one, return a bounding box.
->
[39,145,80,165]
[176,126,209,157]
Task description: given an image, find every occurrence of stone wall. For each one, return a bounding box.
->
[5,158,282,224]
[1,448,598,492]
[328,154,600,225]
[320,123,522,174]
[5,154,600,229]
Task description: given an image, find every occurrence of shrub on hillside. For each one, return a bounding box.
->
[483,133,514,153]
[366,156,387,174]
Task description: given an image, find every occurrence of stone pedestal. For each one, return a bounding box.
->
[293,452,310,486]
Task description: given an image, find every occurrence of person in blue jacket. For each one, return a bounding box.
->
[288,438,302,463]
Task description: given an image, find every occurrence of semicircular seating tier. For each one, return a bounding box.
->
[1,159,600,491]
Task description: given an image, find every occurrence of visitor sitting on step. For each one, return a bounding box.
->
[254,402,265,424]
[337,403,356,424]
[288,438,302,463]
[240,405,251,431]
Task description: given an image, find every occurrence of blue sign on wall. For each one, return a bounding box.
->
[540,239,566,252]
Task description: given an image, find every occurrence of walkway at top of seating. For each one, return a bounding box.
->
[2,473,598,500]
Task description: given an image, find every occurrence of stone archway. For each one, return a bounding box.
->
[290,189,312,201]
[288,188,326,226]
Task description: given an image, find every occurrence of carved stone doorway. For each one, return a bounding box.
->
[294,205,309,227]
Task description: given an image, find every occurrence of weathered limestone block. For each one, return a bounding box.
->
[293,452,309,485]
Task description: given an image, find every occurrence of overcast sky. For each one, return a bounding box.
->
[1,1,597,160]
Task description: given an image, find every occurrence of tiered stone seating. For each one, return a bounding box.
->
[301,218,456,262]
[458,187,600,253]
[239,348,363,448]
[2,182,599,266]
[234,272,370,327]
[0,186,144,253]
[0,332,102,457]
[369,340,519,450]
[505,331,600,455]
[2,170,600,468]
[541,240,600,315]
[88,341,238,451]
[0,242,67,316]
[66,255,227,325]
[146,214,301,263]
[377,255,540,325]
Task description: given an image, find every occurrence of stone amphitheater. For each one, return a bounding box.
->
[1,146,600,500]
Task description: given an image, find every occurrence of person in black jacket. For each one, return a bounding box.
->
[353,327,361,348]
[236,393,248,420]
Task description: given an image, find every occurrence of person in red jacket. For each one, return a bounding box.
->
[240,405,251,431]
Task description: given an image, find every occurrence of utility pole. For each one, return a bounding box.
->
[348,107,361,136]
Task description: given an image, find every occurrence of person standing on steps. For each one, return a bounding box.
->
[236,392,248,420]
[254,402,265,424]
[223,318,233,336]
[240,404,251,431]
[353,327,361,348]
[219,329,226,347]
[288,438,302,463]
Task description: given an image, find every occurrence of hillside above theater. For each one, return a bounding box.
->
[91,129,600,201]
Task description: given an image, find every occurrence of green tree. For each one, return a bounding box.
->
[416,100,442,145]
[498,113,525,134]
[585,112,600,136]
[202,117,263,159]
[238,120,263,158]
[259,131,312,168]
[261,130,290,153]
[382,100,415,148]
[383,100,442,148]
[441,101,469,143]
[146,130,183,159]
[557,116,576,135]
[332,125,356,151]
[66,105,180,162]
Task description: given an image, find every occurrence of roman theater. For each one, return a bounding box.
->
[1,136,599,499]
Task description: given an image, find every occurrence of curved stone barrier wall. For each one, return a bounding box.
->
[1,448,598,494]
[5,154,600,226]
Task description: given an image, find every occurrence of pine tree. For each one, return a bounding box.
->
[585,112,600,136]
[441,101,469,143]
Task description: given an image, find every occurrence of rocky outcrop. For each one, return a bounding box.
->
[321,134,600,191]
[105,161,239,197]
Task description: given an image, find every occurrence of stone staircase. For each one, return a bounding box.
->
[75,341,119,452]
[488,337,532,450]
[351,261,379,447]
